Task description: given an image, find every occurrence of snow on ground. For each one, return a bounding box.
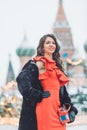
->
[0,125,87,130]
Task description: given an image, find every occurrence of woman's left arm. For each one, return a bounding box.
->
[60,86,78,114]
[59,86,78,123]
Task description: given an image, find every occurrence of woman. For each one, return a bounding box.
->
[33,34,78,130]
[16,34,78,130]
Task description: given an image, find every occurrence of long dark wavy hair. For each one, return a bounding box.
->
[36,34,64,72]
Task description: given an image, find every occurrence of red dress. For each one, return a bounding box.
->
[33,56,69,130]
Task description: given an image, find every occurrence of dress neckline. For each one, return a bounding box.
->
[37,56,55,63]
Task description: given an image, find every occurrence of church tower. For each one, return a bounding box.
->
[6,54,15,84]
[53,0,74,60]
[16,32,35,70]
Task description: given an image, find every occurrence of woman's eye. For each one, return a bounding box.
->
[45,41,50,44]
[45,41,55,45]
[52,42,55,44]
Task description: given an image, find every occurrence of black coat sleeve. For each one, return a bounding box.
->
[16,74,42,102]
[59,86,78,123]
[16,60,43,103]
[59,86,78,115]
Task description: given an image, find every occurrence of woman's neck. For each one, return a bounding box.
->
[44,54,53,60]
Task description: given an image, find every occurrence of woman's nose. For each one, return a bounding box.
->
[50,42,54,46]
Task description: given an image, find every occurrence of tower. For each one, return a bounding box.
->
[6,54,15,84]
[16,32,35,70]
[4,54,17,96]
[53,0,75,60]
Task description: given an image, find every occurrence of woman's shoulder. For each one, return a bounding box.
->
[33,56,55,63]
[33,56,46,63]
[33,56,46,74]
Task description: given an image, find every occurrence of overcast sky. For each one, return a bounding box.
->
[0,0,87,85]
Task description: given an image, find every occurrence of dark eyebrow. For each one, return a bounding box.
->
[45,40,55,44]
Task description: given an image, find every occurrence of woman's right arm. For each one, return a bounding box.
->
[16,60,50,103]
[16,60,43,103]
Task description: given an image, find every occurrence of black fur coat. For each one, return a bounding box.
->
[16,60,78,130]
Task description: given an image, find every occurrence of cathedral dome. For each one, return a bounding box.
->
[16,33,35,56]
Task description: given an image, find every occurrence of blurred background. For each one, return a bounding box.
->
[0,0,87,129]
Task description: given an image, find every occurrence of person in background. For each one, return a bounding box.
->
[16,34,78,130]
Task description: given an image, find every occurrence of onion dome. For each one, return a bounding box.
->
[16,33,35,57]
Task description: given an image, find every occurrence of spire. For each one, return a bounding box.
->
[53,0,74,60]
[56,0,68,24]
[59,0,62,4]
[6,54,15,84]
[20,31,29,48]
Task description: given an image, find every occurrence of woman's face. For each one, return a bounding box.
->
[43,37,56,56]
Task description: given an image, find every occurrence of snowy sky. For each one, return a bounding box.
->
[0,0,87,85]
